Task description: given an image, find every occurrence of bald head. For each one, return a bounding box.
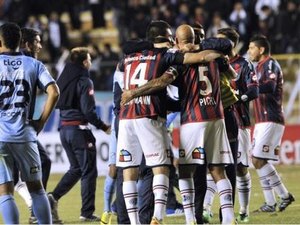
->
[176,24,195,45]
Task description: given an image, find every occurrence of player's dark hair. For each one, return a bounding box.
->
[217,27,239,47]
[250,35,270,55]
[70,47,89,66]
[21,27,40,46]
[191,22,204,45]
[0,22,21,50]
[146,20,172,43]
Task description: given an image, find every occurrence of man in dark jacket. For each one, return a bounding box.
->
[48,47,111,222]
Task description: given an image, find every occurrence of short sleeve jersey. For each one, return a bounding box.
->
[119,48,182,119]
[177,61,224,124]
[0,53,55,142]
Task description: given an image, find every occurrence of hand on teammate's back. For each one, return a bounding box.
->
[121,90,135,105]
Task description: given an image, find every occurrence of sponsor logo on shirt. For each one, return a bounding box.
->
[3,58,22,70]
[119,149,132,162]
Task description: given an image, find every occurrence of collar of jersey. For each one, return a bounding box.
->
[0,52,23,56]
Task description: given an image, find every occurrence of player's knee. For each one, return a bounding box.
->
[251,157,266,169]
[26,180,43,193]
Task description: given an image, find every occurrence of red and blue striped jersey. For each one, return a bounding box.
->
[178,61,224,124]
[119,48,182,119]
[230,55,258,128]
[253,56,284,124]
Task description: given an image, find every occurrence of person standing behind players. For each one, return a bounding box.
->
[12,27,56,224]
[217,28,259,222]
[248,35,295,212]
[0,22,59,224]
[48,47,111,222]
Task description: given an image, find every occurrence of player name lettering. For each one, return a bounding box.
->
[0,111,22,118]
[127,96,151,105]
[199,97,216,106]
[125,55,156,63]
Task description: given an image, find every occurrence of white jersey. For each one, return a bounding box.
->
[0,53,55,142]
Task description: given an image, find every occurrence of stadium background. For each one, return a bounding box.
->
[1,0,300,174]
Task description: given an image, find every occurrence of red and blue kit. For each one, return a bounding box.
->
[178,61,223,124]
[119,48,182,120]
[230,55,258,128]
[253,57,284,124]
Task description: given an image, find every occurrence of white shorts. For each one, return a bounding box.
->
[237,128,251,166]
[0,142,41,184]
[252,122,284,161]
[116,118,171,168]
[179,119,233,165]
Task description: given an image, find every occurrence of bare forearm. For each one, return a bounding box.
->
[183,50,223,64]
[132,74,174,98]
[40,84,60,124]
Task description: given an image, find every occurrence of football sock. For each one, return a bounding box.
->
[30,189,52,224]
[123,181,140,224]
[153,174,169,221]
[237,172,251,214]
[179,178,195,224]
[203,173,217,211]
[0,194,19,224]
[216,179,234,224]
[103,175,116,212]
[257,165,276,205]
[258,163,289,199]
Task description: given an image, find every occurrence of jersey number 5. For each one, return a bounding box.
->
[198,66,212,96]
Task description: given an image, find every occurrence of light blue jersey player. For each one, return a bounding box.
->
[0,22,59,224]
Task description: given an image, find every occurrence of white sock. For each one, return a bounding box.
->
[203,173,216,211]
[123,181,140,224]
[179,178,195,224]
[216,179,234,224]
[237,172,251,214]
[259,163,289,199]
[15,180,32,208]
[152,174,169,221]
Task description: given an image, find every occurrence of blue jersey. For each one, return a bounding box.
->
[0,53,55,142]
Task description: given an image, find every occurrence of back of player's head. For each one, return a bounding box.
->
[21,27,40,46]
[0,22,21,50]
[217,27,239,47]
[250,35,270,55]
[146,20,172,43]
[70,47,89,66]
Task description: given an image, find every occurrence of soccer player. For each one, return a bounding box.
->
[0,22,59,224]
[117,20,222,225]
[13,27,56,224]
[217,28,259,222]
[248,35,295,212]
[48,47,111,222]
[121,24,236,225]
